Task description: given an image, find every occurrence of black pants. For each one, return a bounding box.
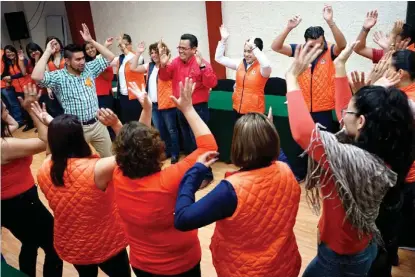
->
[98,94,116,140]
[1,186,63,277]
[119,94,143,124]
[15,92,33,128]
[74,249,131,277]
[399,182,415,247]
[133,262,201,277]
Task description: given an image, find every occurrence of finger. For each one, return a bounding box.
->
[170,95,179,106]
[17,97,23,105]
[141,83,146,94]
[361,72,365,83]
[205,158,219,168]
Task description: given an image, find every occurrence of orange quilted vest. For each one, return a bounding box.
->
[297,44,335,112]
[210,162,302,277]
[233,60,268,114]
[37,156,128,265]
[157,79,175,109]
[401,83,415,101]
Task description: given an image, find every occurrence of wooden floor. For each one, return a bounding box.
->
[2,128,415,277]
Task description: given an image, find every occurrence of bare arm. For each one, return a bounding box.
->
[354,10,378,60]
[80,24,115,63]
[94,156,116,191]
[323,5,346,55]
[271,15,302,56]
[32,45,53,82]
[3,113,19,133]
[1,138,46,164]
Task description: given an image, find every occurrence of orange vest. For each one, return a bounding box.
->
[407,43,414,51]
[9,63,32,93]
[233,60,268,114]
[147,63,175,110]
[118,52,146,100]
[297,44,335,112]
[1,49,6,89]
[402,83,415,101]
[47,58,65,72]
[37,156,128,265]
[210,162,302,277]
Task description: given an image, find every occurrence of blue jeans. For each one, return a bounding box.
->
[152,104,180,158]
[120,94,142,124]
[303,242,377,277]
[1,87,23,124]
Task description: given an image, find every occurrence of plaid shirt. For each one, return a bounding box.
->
[39,56,109,122]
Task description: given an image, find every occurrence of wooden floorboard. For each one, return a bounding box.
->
[2,128,414,276]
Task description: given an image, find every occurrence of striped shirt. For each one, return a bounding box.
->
[39,56,109,121]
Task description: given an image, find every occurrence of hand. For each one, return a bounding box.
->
[323,5,334,24]
[33,50,41,61]
[197,151,219,168]
[373,31,390,50]
[170,77,195,112]
[45,39,58,55]
[287,15,302,30]
[47,88,54,100]
[363,10,378,30]
[97,108,119,127]
[2,76,11,82]
[349,71,367,94]
[267,106,273,124]
[373,68,401,88]
[367,53,391,85]
[333,41,359,66]
[17,84,41,110]
[245,37,256,50]
[137,41,146,55]
[195,50,202,66]
[128,82,152,111]
[80,23,93,43]
[392,20,404,36]
[30,101,53,126]
[104,37,114,48]
[17,50,25,61]
[286,42,323,78]
[396,39,410,51]
[219,24,230,42]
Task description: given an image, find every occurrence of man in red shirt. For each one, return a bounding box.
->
[159,34,217,155]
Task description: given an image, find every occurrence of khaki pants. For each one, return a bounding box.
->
[83,121,112,157]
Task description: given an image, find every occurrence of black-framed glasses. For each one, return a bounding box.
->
[177,46,191,51]
[341,109,359,118]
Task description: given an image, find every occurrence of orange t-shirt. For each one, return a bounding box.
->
[1,156,35,200]
[112,134,217,274]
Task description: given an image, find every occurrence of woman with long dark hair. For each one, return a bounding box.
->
[44,36,64,117]
[286,42,414,276]
[1,85,63,277]
[1,45,32,129]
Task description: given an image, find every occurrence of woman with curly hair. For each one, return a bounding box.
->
[111,77,217,277]
[286,41,414,276]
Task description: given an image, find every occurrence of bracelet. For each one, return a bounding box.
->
[328,22,336,28]
[362,27,370,33]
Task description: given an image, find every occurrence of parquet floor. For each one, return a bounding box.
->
[2,128,414,277]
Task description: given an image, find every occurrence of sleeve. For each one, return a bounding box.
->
[160,134,218,192]
[289,44,298,57]
[174,163,238,231]
[287,89,326,163]
[335,77,353,121]
[200,61,218,89]
[87,56,111,78]
[38,70,61,90]
[215,41,238,70]
[159,59,176,81]
[372,48,384,64]
[252,47,271,77]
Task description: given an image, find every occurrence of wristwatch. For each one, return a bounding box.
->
[199,64,206,70]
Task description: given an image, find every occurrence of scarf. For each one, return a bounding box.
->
[302,124,397,244]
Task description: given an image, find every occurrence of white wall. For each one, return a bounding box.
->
[222,1,407,79]
[1,1,72,49]
[90,1,210,63]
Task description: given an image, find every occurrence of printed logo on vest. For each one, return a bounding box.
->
[320,59,326,64]
[252,70,256,75]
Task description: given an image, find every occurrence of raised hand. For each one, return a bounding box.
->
[323,5,334,24]
[128,82,152,111]
[137,41,146,55]
[350,71,367,94]
[363,10,378,30]
[245,37,256,50]
[18,50,25,61]
[33,50,41,62]
[373,31,390,50]
[104,37,114,48]
[17,84,41,110]
[333,41,359,65]
[373,68,401,88]
[31,101,53,126]
[97,108,119,127]
[287,15,302,30]
[391,20,404,36]
[267,106,273,124]
[220,24,230,42]
[287,42,323,78]
[170,77,195,112]
[367,52,392,85]
[195,50,203,66]
[80,23,93,43]
[45,39,58,55]
[197,151,219,168]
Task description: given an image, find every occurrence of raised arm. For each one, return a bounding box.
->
[128,82,152,128]
[80,23,115,63]
[215,25,238,70]
[354,10,378,60]
[17,50,27,75]
[158,40,175,81]
[271,15,302,56]
[31,40,57,82]
[247,38,272,77]
[130,41,148,73]
[323,5,346,55]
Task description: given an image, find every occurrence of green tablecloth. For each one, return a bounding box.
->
[1,261,28,277]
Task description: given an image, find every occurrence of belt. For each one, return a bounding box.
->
[82,117,98,125]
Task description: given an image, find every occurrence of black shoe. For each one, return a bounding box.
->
[171,156,179,164]
[22,124,34,132]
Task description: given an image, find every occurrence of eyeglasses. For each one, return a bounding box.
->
[177,46,191,51]
[341,109,359,118]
